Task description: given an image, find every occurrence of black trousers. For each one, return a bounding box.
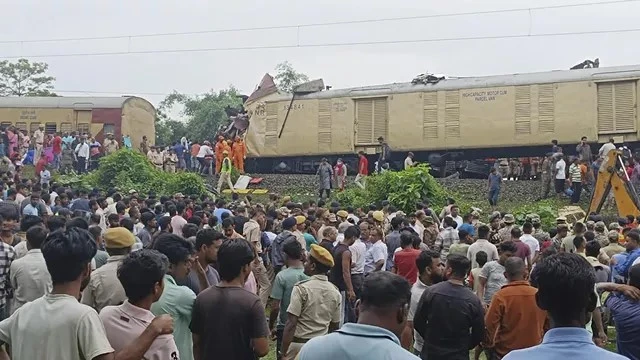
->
[77,157,87,174]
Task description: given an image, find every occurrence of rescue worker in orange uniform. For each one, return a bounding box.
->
[231,136,247,174]
[214,135,226,174]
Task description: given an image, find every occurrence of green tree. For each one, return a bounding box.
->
[274,61,309,93]
[0,58,56,96]
[157,88,242,143]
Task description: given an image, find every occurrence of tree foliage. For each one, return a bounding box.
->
[0,58,56,96]
[274,61,309,93]
[336,164,446,213]
[156,88,242,144]
[56,150,209,197]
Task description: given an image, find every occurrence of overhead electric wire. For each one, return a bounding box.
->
[1,27,640,59]
[0,0,637,44]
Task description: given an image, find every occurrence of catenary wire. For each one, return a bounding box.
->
[1,27,640,59]
[0,0,637,44]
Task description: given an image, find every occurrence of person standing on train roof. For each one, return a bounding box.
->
[231,136,247,174]
[355,151,368,189]
[576,136,593,164]
[404,152,415,170]
[214,136,226,174]
[33,124,45,165]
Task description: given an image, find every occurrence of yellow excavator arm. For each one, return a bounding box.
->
[586,149,640,218]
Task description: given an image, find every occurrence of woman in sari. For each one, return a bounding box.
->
[6,127,18,159]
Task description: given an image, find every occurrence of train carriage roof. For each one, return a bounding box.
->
[269,64,640,101]
[0,96,148,109]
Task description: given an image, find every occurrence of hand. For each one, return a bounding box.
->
[618,284,640,301]
[594,331,608,347]
[347,290,356,302]
[150,314,173,335]
[270,328,277,341]
[610,257,617,265]
[193,256,206,276]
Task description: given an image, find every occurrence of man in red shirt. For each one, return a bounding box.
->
[393,230,422,284]
[355,151,368,189]
[52,132,62,171]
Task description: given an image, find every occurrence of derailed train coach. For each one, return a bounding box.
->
[242,65,640,175]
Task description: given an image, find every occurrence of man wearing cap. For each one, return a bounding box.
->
[336,210,349,227]
[33,124,45,164]
[292,215,308,255]
[81,227,134,313]
[217,150,235,194]
[497,214,516,243]
[103,133,119,155]
[282,244,341,360]
[594,222,609,247]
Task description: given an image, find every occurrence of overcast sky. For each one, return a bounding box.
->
[2,0,639,115]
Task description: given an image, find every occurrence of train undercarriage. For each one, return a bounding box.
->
[243,144,563,178]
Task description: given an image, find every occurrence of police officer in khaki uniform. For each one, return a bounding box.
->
[496,214,516,243]
[80,227,134,312]
[103,133,120,155]
[540,153,554,199]
[281,244,341,360]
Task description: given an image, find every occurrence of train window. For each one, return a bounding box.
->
[60,122,73,133]
[77,123,90,135]
[103,124,115,135]
[15,122,27,132]
[29,122,41,133]
[45,122,57,134]
[0,122,11,130]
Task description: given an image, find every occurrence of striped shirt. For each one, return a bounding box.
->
[0,242,16,307]
[569,164,582,183]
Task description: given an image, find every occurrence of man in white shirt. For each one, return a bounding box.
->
[554,155,567,196]
[9,225,52,314]
[0,227,173,360]
[599,138,616,159]
[520,222,540,266]
[349,226,367,299]
[466,225,499,269]
[197,141,214,175]
[74,137,90,174]
[404,152,415,170]
[450,205,464,228]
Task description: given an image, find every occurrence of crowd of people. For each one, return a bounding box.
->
[0,176,633,360]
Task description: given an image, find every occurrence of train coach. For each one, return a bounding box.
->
[242,65,640,175]
[0,96,156,150]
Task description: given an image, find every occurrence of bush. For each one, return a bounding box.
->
[336,164,446,213]
[56,149,210,197]
[512,200,558,230]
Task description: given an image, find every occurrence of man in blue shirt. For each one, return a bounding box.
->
[504,252,627,359]
[297,271,418,360]
[605,263,640,359]
[613,230,640,280]
[458,213,476,238]
[173,141,185,170]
